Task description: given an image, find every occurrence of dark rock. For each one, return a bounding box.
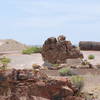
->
[79,41,100,51]
[0,69,85,100]
[42,35,83,64]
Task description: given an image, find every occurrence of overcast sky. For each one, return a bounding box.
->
[0,0,100,45]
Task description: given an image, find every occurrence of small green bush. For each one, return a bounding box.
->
[22,49,32,54]
[31,47,42,53]
[0,57,11,65]
[22,46,42,54]
[52,64,59,67]
[71,76,84,95]
[0,57,11,70]
[88,55,95,60]
[59,68,76,76]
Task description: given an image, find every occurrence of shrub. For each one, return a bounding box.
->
[59,68,76,76]
[23,50,29,54]
[71,76,84,95]
[22,49,32,54]
[0,57,11,70]
[22,46,42,54]
[52,64,59,67]
[0,57,10,65]
[31,47,42,53]
[88,55,95,60]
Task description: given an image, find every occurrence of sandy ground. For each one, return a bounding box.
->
[83,74,100,99]
[2,51,100,69]
[81,51,100,65]
[5,53,44,69]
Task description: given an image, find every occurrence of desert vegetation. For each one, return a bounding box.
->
[52,63,59,67]
[71,76,84,95]
[88,54,95,60]
[59,68,77,76]
[0,57,10,70]
[22,46,42,54]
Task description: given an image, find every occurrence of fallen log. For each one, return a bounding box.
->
[79,41,100,50]
[0,69,82,100]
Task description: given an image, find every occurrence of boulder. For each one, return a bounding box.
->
[42,35,83,64]
[32,64,41,69]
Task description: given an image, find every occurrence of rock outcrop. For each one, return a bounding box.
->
[0,69,84,100]
[42,35,83,64]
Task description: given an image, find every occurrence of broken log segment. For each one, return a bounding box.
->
[79,41,100,51]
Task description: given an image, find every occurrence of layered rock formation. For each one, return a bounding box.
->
[0,69,84,100]
[42,35,83,64]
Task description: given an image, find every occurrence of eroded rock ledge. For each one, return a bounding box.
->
[0,69,84,100]
[42,35,83,64]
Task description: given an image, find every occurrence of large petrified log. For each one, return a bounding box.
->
[79,41,100,50]
[0,69,84,100]
[42,35,83,64]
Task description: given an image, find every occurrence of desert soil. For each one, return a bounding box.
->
[5,53,44,69]
[1,50,100,99]
[82,50,100,65]
[2,50,100,69]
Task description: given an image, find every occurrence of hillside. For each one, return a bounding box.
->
[0,39,28,52]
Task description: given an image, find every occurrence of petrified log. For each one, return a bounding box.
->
[42,35,83,64]
[79,41,100,50]
[0,70,84,100]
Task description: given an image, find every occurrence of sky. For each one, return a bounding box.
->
[0,0,100,45]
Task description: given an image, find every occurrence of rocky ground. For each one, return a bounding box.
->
[83,74,100,99]
[0,69,85,100]
[0,51,100,99]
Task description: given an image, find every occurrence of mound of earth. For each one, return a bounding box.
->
[0,39,28,52]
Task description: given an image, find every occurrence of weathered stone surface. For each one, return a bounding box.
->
[42,35,83,64]
[0,69,84,100]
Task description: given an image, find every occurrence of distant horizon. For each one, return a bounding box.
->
[0,37,100,46]
[0,0,100,45]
